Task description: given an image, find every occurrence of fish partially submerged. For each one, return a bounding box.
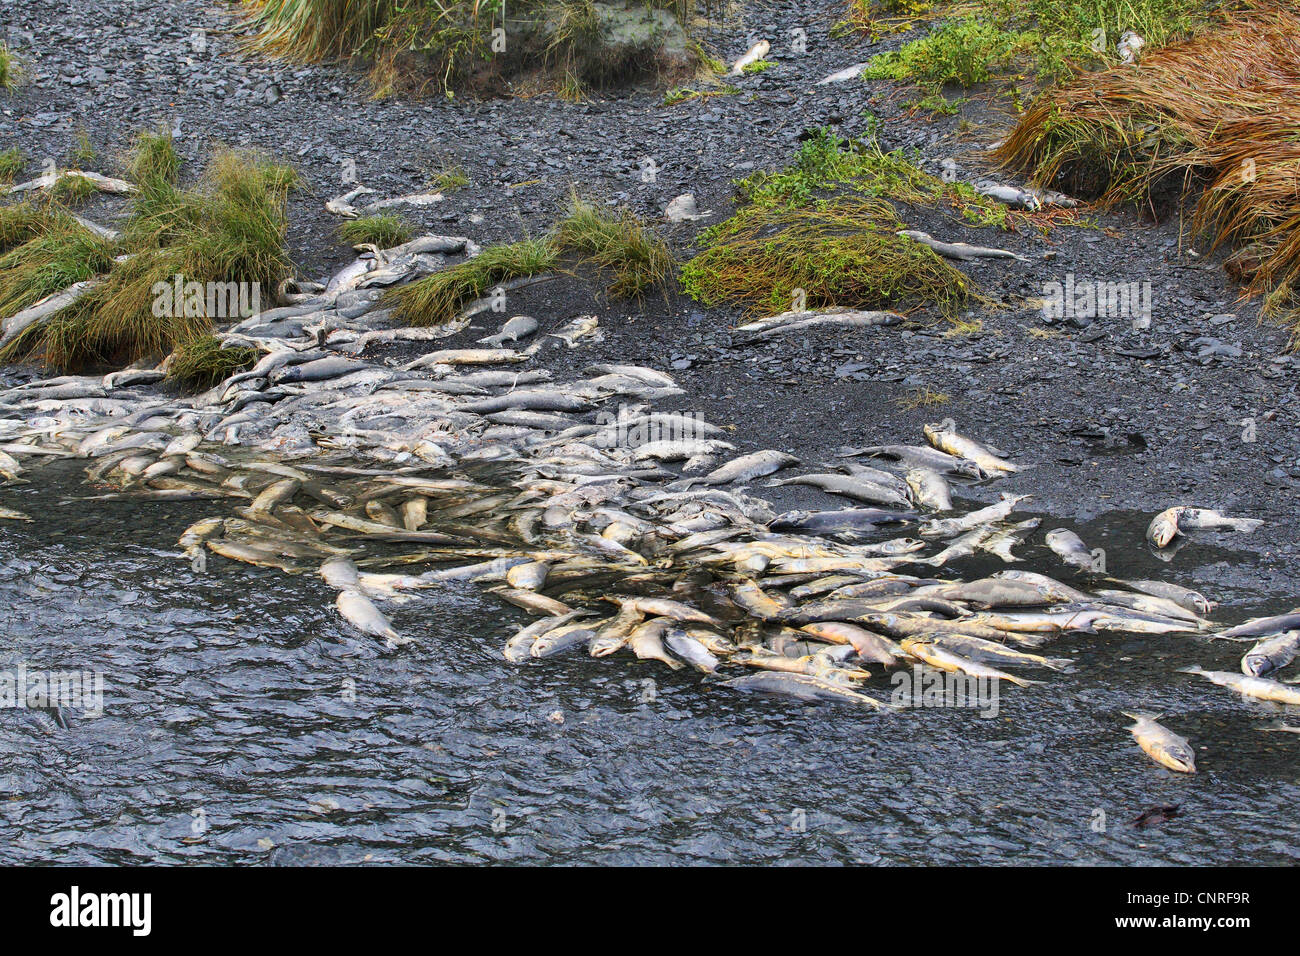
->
[1123,712,1196,773]
[1146,506,1264,548]
[1241,631,1300,678]
[1179,666,1300,705]
[1045,528,1100,572]
[722,671,894,709]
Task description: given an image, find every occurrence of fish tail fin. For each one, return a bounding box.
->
[1176,665,1205,676]
[1120,710,1161,723]
[1044,657,1075,672]
[1009,676,1046,688]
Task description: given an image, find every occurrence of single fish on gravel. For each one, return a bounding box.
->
[730,39,770,74]
[922,421,1017,474]
[477,315,539,346]
[899,229,1028,261]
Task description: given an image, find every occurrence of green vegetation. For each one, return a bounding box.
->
[242,0,701,97]
[904,93,967,115]
[337,213,415,248]
[680,128,986,318]
[735,126,1010,229]
[0,202,54,253]
[50,173,98,207]
[855,0,1223,87]
[428,163,469,191]
[387,237,558,326]
[663,85,738,105]
[166,335,259,392]
[0,147,23,182]
[836,0,937,40]
[0,216,115,319]
[0,42,20,92]
[862,17,1036,89]
[68,130,97,169]
[554,196,673,298]
[680,194,971,317]
[388,195,672,324]
[0,134,298,372]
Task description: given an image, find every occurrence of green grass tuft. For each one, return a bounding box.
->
[0,146,24,182]
[0,217,116,319]
[1,143,297,372]
[337,213,415,248]
[386,238,559,327]
[553,196,673,298]
[0,43,21,92]
[680,194,972,317]
[166,334,259,392]
[50,174,99,208]
[862,17,1037,89]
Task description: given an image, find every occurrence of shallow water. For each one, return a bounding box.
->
[1,465,1297,865]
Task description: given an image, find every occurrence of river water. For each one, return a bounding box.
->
[1,462,1297,865]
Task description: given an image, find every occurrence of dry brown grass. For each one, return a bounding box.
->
[994,4,1300,318]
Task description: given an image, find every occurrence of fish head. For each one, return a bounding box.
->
[1146,508,1184,548]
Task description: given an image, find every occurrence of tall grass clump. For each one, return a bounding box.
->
[166,334,259,392]
[0,43,21,92]
[553,195,673,297]
[680,195,971,317]
[338,213,414,248]
[0,147,24,182]
[994,4,1300,317]
[388,194,673,324]
[0,135,297,371]
[241,0,700,97]
[387,238,559,326]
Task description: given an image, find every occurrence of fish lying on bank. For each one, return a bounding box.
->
[900,639,1042,688]
[922,421,1017,475]
[1122,712,1196,773]
[733,308,903,339]
[8,169,136,196]
[1211,609,1300,641]
[898,229,1028,262]
[0,506,32,521]
[1121,579,1215,615]
[817,62,870,84]
[477,315,539,347]
[1146,506,1264,548]
[325,185,446,219]
[723,672,893,709]
[841,443,983,479]
[730,39,770,75]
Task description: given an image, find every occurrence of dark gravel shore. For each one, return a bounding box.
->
[4,0,1298,603]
